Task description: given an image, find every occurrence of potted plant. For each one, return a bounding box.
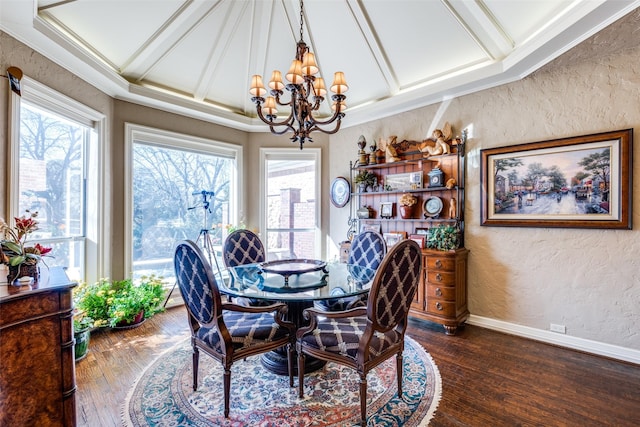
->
[426,224,460,251]
[74,275,166,328]
[73,311,93,361]
[399,193,418,219]
[0,211,52,283]
[354,170,376,192]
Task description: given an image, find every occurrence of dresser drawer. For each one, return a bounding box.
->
[426,299,456,317]
[426,284,456,301]
[426,270,455,286]
[426,256,456,271]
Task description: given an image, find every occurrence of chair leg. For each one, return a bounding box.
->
[396,353,404,397]
[297,352,306,398]
[192,347,200,391]
[359,374,368,427]
[288,343,294,387]
[223,366,231,418]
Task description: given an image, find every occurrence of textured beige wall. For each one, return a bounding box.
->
[2,7,639,351]
[329,10,640,350]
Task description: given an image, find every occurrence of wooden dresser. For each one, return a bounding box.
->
[410,248,469,335]
[0,267,77,426]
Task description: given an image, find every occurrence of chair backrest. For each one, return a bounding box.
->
[174,240,222,325]
[348,231,387,270]
[367,239,421,331]
[223,229,266,267]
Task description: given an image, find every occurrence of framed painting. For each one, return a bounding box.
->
[480,129,632,229]
[409,234,426,248]
[384,172,423,191]
[380,202,394,219]
[382,232,403,247]
[414,227,429,235]
[360,222,381,234]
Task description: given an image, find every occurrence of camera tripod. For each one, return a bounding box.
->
[164,190,224,307]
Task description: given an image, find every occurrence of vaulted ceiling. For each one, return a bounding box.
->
[2,1,639,131]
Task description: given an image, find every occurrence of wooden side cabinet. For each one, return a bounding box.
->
[410,248,469,335]
[0,267,77,426]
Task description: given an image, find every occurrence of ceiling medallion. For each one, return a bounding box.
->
[249,0,348,150]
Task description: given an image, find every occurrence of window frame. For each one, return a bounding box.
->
[124,123,243,275]
[259,147,322,259]
[8,76,106,283]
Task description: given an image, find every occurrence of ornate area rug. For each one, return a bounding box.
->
[124,336,441,426]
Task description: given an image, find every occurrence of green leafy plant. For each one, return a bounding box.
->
[354,170,376,186]
[73,311,94,332]
[74,275,166,328]
[426,224,460,251]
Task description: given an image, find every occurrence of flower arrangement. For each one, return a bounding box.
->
[0,211,52,267]
[399,193,418,207]
[74,275,166,328]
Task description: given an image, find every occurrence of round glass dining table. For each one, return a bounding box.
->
[221,260,376,374]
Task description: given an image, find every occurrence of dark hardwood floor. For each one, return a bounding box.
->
[75,306,640,426]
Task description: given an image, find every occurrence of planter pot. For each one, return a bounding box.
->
[113,310,145,329]
[74,328,91,361]
[6,263,40,284]
[399,205,414,219]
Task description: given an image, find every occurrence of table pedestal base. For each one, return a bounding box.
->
[261,300,326,375]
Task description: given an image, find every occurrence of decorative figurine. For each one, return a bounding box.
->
[368,140,377,165]
[445,177,457,189]
[357,135,368,166]
[421,122,453,157]
[449,198,457,219]
[378,135,401,163]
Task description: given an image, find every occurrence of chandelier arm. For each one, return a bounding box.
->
[307,108,345,127]
[306,119,343,136]
[253,97,297,128]
[269,123,297,136]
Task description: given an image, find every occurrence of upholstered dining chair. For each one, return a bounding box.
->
[222,229,266,267]
[222,229,275,306]
[316,230,387,311]
[296,239,422,427]
[173,240,295,418]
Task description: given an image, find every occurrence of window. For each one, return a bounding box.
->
[125,124,242,285]
[9,77,103,282]
[260,148,321,260]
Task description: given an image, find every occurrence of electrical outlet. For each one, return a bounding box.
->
[550,323,566,334]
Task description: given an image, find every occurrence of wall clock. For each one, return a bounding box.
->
[424,196,443,218]
[330,177,351,208]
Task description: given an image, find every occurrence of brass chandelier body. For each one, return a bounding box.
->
[250,0,348,150]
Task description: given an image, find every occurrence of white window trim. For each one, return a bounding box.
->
[259,147,322,258]
[124,123,243,274]
[8,76,107,284]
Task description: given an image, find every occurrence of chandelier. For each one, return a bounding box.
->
[249,0,348,150]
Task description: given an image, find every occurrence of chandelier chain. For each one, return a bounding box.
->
[299,0,304,42]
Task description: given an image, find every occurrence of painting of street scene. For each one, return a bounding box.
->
[491,144,613,217]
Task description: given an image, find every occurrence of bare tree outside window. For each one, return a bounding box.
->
[17,102,87,280]
[131,143,233,281]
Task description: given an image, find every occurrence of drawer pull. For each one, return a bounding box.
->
[435,302,443,311]
[435,287,442,296]
[435,259,443,268]
[435,273,442,282]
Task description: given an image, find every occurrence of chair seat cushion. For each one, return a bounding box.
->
[299,316,402,362]
[196,311,289,353]
[314,294,367,312]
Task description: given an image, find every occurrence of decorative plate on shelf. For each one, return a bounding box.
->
[424,196,443,218]
[330,177,351,208]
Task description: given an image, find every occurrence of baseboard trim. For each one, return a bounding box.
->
[467,314,640,365]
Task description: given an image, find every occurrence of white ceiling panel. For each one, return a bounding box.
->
[0,0,637,131]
